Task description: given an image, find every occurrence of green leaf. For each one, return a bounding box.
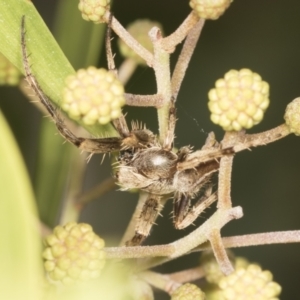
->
[0,111,43,300]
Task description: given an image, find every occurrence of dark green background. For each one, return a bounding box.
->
[1,0,300,299]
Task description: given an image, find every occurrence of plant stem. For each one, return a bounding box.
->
[105,244,176,259]
[125,93,164,107]
[171,18,205,100]
[139,271,181,295]
[107,13,153,66]
[161,11,200,53]
[165,266,205,283]
[137,206,242,271]
[217,231,300,248]
[104,206,243,271]
[217,131,238,209]
[233,123,291,152]
[149,27,172,143]
[209,228,234,275]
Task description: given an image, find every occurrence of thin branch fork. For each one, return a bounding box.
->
[104,206,243,261]
[139,267,206,295]
[105,12,154,67]
[160,11,200,53]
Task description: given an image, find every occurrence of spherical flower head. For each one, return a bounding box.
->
[171,283,206,300]
[208,68,270,131]
[189,0,233,20]
[78,0,110,23]
[284,97,300,135]
[219,264,282,300]
[0,53,21,86]
[43,222,106,285]
[118,19,163,65]
[62,67,125,125]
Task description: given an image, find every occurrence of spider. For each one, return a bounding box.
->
[21,16,233,246]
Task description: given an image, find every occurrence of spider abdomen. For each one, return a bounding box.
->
[131,148,177,179]
[116,147,177,194]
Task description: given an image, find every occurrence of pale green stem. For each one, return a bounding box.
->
[104,206,243,268]
[196,230,300,250]
[139,271,181,295]
[149,27,172,143]
[106,13,154,66]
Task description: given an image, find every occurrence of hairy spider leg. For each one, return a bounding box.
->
[173,159,219,227]
[126,194,166,246]
[21,16,148,154]
[175,187,217,230]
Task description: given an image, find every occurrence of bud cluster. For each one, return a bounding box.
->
[62,67,125,125]
[42,222,106,285]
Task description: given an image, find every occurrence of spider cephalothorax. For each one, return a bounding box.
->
[21,16,232,246]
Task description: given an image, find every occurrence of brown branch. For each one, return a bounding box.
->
[209,228,234,275]
[233,124,291,153]
[217,131,238,210]
[171,18,205,101]
[217,155,233,210]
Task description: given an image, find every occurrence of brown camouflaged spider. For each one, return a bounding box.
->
[21,16,233,246]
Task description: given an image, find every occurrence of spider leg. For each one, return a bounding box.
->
[21,16,127,154]
[126,194,163,246]
[173,159,219,227]
[105,12,131,139]
[177,147,234,171]
[174,186,217,230]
